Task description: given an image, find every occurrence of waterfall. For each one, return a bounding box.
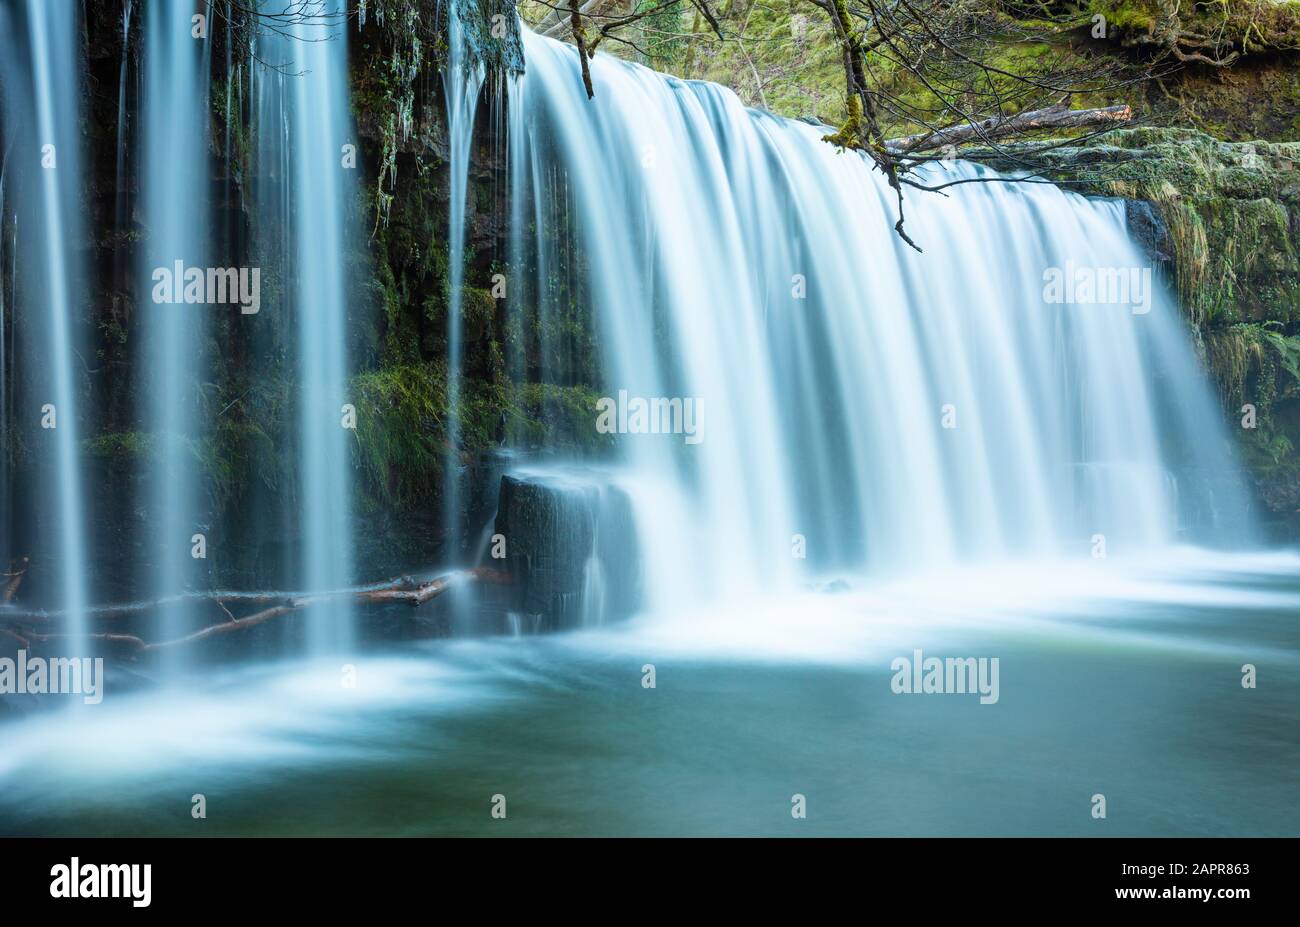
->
[505,64,566,403]
[113,0,133,285]
[0,145,9,577]
[508,31,1251,607]
[443,4,486,560]
[138,1,214,662]
[0,1,92,653]
[253,1,359,652]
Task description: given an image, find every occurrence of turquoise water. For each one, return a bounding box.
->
[1,550,1297,836]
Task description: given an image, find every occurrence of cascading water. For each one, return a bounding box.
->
[508,30,1251,608]
[505,61,570,414]
[443,4,486,560]
[0,144,9,576]
[139,1,213,662]
[252,1,359,652]
[0,0,91,654]
[113,0,134,283]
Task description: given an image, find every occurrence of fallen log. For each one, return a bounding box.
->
[4,566,511,653]
[885,104,1133,155]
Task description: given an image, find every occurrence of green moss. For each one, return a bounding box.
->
[629,1,1300,141]
[202,419,279,505]
[1205,325,1300,487]
[350,360,613,508]
[211,77,249,172]
[510,382,612,451]
[1086,1,1158,32]
[81,421,276,511]
[1158,194,1297,325]
[1086,0,1300,51]
[352,362,448,507]
[82,431,152,461]
[823,94,863,150]
[1030,128,1300,325]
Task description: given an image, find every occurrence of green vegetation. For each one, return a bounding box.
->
[82,430,153,462]
[351,361,610,508]
[1084,0,1300,52]
[1029,127,1300,325]
[82,420,277,511]
[592,1,1300,143]
[1205,325,1300,525]
[352,362,449,507]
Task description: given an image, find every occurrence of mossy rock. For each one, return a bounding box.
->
[82,431,154,463]
[1020,128,1300,325]
[1204,324,1300,529]
[350,358,612,508]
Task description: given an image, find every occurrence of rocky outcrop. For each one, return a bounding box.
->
[494,471,641,630]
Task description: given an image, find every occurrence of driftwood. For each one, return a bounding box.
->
[0,566,511,654]
[885,104,1133,155]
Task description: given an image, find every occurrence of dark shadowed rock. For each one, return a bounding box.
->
[495,470,641,631]
[1125,199,1173,277]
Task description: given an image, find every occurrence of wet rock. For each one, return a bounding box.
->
[1125,199,1173,278]
[494,471,641,631]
